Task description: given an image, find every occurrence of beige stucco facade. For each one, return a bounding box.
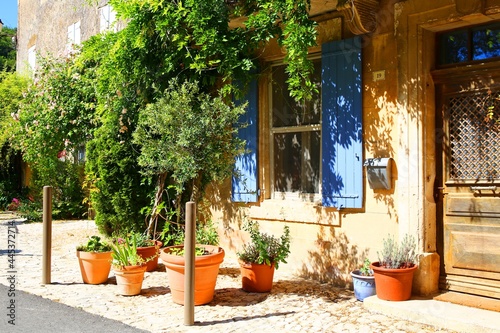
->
[210,0,500,298]
[16,0,500,300]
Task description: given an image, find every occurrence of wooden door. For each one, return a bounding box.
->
[435,66,500,299]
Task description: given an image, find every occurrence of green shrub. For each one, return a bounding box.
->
[76,236,111,252]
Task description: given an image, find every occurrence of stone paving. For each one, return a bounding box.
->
[0,213,457,333]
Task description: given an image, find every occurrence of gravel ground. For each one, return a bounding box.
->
[0,213,457,333]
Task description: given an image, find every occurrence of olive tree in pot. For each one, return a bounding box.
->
[132,79,246,305]
[159,221,225,305]
[237,221,291,293]
[132,78,246,229]
[370,234,418,301]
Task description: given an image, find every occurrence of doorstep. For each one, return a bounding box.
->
[363,295,500,333]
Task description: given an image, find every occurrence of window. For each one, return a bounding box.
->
[438,22,500,66]
[232,37,363,209]
[67,21,81,53]
[100,4,117,32]
[28,45,36,72]
[270,60,322,198]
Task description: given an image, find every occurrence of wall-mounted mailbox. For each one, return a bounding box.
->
[364,157,392,190]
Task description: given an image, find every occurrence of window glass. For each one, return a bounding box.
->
[438,22,500,66]
[271,59,321,196]
[438,31,468,65]
[473,26,500,60]
[272,61,321,127]
[273,131,321,193]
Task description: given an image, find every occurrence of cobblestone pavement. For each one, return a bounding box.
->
[0,213,457,333]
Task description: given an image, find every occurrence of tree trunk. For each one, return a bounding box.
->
[146,172,167,237]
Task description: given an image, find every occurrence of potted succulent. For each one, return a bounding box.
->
[159,221,224,305]
[350,258,376,301]
[237,221,291,293]
[370,234,418,301]
[76,235,112,284]
[111,234,151,296]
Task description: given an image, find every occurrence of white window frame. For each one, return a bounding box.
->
[28,45,36,72]
[100,4,117,32]
[67,21,81,53]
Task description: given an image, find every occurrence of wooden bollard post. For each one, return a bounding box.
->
[184,201,196,325]
[42,186,52,284]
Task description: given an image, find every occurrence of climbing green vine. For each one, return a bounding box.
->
[15,0,319,233]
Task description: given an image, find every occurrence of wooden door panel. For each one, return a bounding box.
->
[444,223,500,277]
[447,196,500,217]
[435,75,500,299]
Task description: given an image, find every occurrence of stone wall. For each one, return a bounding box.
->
[17,0,108,74]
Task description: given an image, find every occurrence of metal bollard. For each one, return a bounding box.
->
[42,186,52,284]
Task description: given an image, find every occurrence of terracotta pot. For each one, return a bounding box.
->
[239,261,275,293]
[350,269,376,301]
[137,240,163,272]
[76,251,112,284]
[113,265,147,296]
[370,262,417,301]
[160,245,225,305]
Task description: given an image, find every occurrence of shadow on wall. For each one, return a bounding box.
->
[298,226,370,288]
[364,88,399,220]
[202,179,249,246]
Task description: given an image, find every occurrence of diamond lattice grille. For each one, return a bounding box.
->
[448,91,500,180]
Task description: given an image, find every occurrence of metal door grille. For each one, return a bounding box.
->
[448,90,500,180]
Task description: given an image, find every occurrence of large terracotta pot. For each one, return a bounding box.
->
[350,269,376,301]
[160,245,225,305]
[76,251,112,284]
[137,240,163,272]
[370,262,417,301]
[113,265,147,296]
[239,261,275,293]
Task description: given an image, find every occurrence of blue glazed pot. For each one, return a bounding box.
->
[351,269,376,301]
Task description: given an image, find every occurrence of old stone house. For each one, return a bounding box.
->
[17,0,500,306]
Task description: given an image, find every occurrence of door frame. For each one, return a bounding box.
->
[433,61,500,298]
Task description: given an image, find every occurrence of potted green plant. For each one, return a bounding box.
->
[127,231,163,272]
[159,221,224,305]
[76,236,112,284]
[350,258,376,301]
[370,234,418,301]
[111,234,150,296]
[237,221,291,293]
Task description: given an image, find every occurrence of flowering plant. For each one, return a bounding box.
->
[111,234,149,269]
[7,198,20,211]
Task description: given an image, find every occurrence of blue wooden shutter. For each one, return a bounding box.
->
[232,78,259,202]
[321,37,363,208]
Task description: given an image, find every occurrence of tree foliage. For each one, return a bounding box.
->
[0,27,16,72]
[0,71,28,209]
[132,79,246,234]
[14,0,318,234]
[0,71,27,155]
